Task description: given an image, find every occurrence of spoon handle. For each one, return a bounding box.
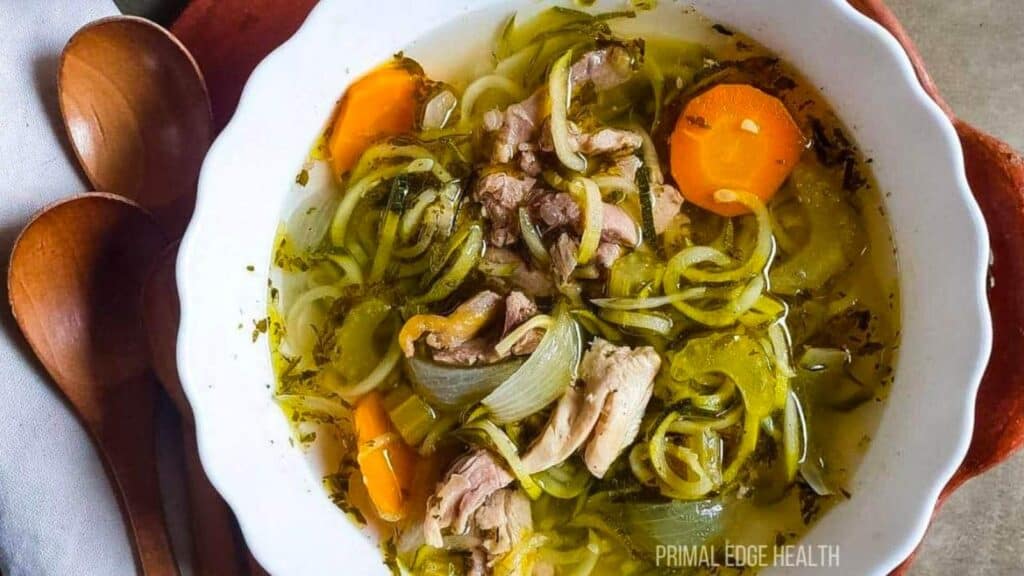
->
[181,422,249,575]
[98,375,180,576]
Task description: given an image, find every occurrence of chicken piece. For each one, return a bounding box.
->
[653,183,685,234]
[570,46,635,91]
[424,450,513,548]
[550,233,579,284]
[580,339,661,477]
[468,549,488,576]
[600,202,641,247]
[533,192,639,247]
[485,89,546,165]
[520,339,661,477]
[595,242,624,269]
[521,387,602,474]
[518,143,543,177]
[474,172,536,246]
[482,247,555,298]
[431,337,497,366]
[473,488,533,558]
[540,122,642,158]
[502,291,543,356]
[578,128,643,156]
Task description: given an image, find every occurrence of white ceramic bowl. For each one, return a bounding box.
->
[177,1,992,574]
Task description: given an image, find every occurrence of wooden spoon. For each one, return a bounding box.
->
[59,16,213,239]
[142,243,250,576]
[8,194,176,575]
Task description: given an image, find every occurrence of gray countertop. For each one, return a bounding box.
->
[886,1,1024,574]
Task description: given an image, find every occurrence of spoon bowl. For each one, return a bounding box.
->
[59,16,213,238]
[8,193,176,575]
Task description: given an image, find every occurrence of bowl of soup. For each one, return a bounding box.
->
[177,1,992,574]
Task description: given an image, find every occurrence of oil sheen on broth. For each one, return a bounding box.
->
[267,6,900,575]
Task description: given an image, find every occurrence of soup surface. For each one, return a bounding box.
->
[267,5,900,575]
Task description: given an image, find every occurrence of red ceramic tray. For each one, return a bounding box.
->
[170,1,1024,573]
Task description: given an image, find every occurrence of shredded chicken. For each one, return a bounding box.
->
[653,183,686,234]
[502,291,543,356]
[520,339,661,477]
[533,192,640,248]
[474,488,533,558]
[431,337,497,366]
[569,46,635,91]
[540,122,642,158]
[485,89,546,165]
[424,450,514,548]
[474,172,536,247]
[482,247,555,298]
[427,290,543,365]
[595,242,624,269]
[579,339,661,477]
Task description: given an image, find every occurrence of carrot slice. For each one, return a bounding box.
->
[669,84,805,217]
[353,392,418,522]
[328,65,421,178]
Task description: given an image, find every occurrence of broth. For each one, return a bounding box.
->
[267,5,900,575]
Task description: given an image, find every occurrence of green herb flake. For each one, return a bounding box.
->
[252,317,269,342]
[295,169,310,186]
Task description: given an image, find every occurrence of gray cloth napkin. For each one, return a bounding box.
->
[0,2,191,574]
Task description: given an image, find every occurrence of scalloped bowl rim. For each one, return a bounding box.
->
[177,1,992,574]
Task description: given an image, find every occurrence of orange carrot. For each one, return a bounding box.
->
[669,84,805,217]
[328,64,422,178]
[353,392,418,522]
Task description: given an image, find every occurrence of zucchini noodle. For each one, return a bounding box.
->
[324,339,402,400]
[663,189,774,284]
[669,275,765,328]
[411,225,484,304]
[368,176,409,283]
[329,159,434,246]
[598,309,673,336]
[399,188,438,242]
[350,143,453,184]
[518,207,551,264]
[326,253,365,286]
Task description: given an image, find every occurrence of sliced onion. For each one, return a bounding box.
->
[494,314,552,357]
[783,390,807,482]
[481,302,582,424]
[518,207,550,264]
[570,177,603,265]
[405,355,525,411]
[549,50,586,172]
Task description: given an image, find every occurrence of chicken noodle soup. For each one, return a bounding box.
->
[268,6,900,575]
